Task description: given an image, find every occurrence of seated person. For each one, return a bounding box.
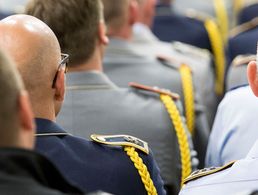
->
[205,85,257,167]
[178,60,258,194]
[102,0,210,168]
[0,14,165,195]
[206,55,256,167]
[0,47,84,194]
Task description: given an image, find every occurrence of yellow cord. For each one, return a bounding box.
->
[179,64,195,135]
[213,0,229,43]
[124,147,157,195]
[160,94,192,187]
[204,19,225,95]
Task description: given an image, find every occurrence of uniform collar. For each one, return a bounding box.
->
[133,23,159,43]
[35,118,67,134]
[246,140,258,159]
[106,38,144,58]
[66,71,117,89]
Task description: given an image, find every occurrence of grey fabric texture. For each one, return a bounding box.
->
[103,38,210,167]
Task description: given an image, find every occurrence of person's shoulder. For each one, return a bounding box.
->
[238,3,258,25]
[230,54,255,69]
[182,161,235,186]
[230,17,258,40]
[71,133,153,158]
[90,134,150,154]
[219,85,250,110]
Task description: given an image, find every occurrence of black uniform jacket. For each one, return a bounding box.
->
[0,147,84,195]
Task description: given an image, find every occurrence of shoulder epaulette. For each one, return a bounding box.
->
[230,17,258,38]
[171,41,211,60]
[156,55,180,69]
[231,54,256,67]
[91,134,149,154]
[183,161,235,184]
[129,82,180,100]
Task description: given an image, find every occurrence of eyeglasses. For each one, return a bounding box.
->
[59,53,69,73]
[52,53,69,88]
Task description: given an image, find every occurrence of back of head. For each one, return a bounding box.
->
[102,0,130,31]
[0,15,61,115]
[25,0,102,67]
[136,0,157,27]
[0,48,24,147]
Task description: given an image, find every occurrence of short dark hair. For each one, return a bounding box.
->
[25,0,102,66]
[102,0,129,31]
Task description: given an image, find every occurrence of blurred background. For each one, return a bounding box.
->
[0,0,28,14]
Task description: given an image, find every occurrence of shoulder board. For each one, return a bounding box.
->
[91,134,149,154]
[129,82,180,100]
[183,161,235,184]
[171,41,211,60]
[156,55,180,69]
[230,17,258,38]
[185,9,213,22]
[231,54,256,67]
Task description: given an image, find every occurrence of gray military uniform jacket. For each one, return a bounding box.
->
[132,23,217,126]
[57,71,196,195]
[103,38,210,167]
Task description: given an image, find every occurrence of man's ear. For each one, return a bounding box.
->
[129,0,139,25]
[247,61,258,97]
[18,90,35,131]
[98,22,109,45]
[54,69,65,102]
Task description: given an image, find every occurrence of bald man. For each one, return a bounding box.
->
[0,14,165,195]
[0,48,86,194]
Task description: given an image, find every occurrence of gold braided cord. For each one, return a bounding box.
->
[179,64,195,135]
[124,147,157,195]
[204,19,225,95]
[213,0,229,43]
[160,95,192,187]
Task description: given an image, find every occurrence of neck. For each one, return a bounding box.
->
[68,47,103,72]
[108,26,133,41]
[137,17,152,28]
[31,95,56,121]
